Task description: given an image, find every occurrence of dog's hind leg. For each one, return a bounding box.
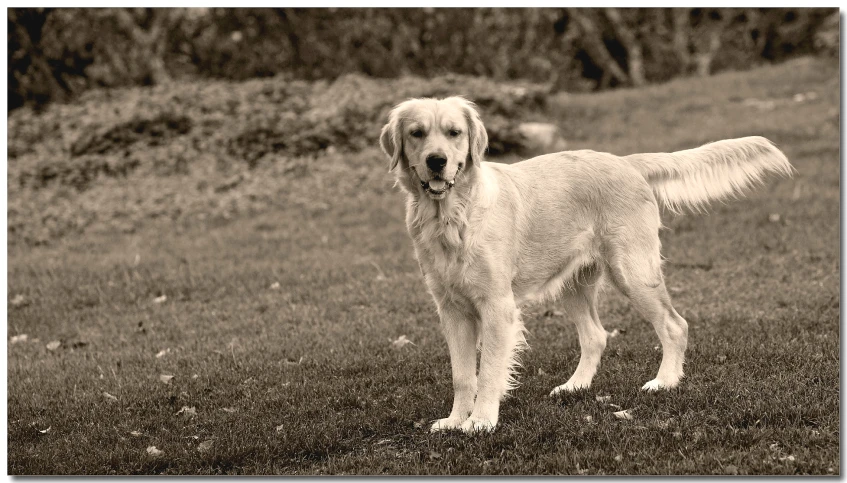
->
[550,278,607,396]
[606,233,689,391]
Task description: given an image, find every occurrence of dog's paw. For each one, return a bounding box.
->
[549,381,590,397]
[641,378,680,391]
[430,417,465,433]
[459,417,497,434]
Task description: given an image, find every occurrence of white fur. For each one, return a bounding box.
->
[379,97,793,433]
[625,136,794,212]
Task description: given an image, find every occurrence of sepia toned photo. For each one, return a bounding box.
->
[7,7,840,475]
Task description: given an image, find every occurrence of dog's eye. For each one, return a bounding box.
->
[410,130,423,138]
[449,129,462,137]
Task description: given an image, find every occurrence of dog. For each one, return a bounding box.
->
[379,96,793,433]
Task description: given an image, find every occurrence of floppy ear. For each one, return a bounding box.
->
[461,99,488,166]
[379,112,403,172]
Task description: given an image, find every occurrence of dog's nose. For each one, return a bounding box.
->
[426,154,448,172]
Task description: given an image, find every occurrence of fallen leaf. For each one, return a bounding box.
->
[614,455,622,462]
[130,431,143,437]
[38,426,51,434]
[11,334,28,344]
[595,395,611,403]
[192,374,199,379]
[613,409,634,420]
[46,340,61,351]
[102,392,118,402]
[221,407,236,413]
[717,355,727,363]
[608,403,622,410]
[197,439,214,454]
[155,348,171,358]
[10,294,28,307]
[370,261,387,281]
[176,406,197,417]
[743,98,776,110]
[275,424,284,432]
[160,374,175,384]
[391,335,415,349]
[269,282,281,290]
[537,368,546,376]
[583,415,593,423]
[153,295,167,304]
[608,329,621,338]
[146,446,164,458]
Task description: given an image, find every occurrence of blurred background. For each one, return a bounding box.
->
[6,8,840,246]
[8,8,840,110]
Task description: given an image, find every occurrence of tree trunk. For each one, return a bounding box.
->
[567,8,629,86]
[604,8,646,86]
[112,8,172,85]
[671,8,692,75]
[695,26,723,76]
[693,9,728,77]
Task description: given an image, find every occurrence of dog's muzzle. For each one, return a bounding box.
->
[421,179,455,195]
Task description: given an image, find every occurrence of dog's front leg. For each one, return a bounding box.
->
[461,295,525,433]
[430,304,479,432]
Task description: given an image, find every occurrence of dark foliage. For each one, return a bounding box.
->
[7,8,839,111]
[71,113,193,157]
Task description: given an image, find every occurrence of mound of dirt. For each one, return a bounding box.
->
[7,73,557,245]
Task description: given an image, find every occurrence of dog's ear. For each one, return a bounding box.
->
[458,98,488,166]
[379,110,403,172]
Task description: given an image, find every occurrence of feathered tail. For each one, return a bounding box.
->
[624,136,794,212]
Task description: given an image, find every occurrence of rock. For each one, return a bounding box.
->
[517,122,567,154]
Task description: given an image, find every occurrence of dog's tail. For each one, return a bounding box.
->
[624,136,794,212]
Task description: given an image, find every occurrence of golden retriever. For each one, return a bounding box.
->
[379,96,793,433]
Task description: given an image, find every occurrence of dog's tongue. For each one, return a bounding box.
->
[429,180,447,191]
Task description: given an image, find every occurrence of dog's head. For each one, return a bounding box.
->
[380,96,488,200]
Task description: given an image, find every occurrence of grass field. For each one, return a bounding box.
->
[7,57,840,475]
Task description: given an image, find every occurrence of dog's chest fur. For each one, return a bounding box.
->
[405,191,493,299]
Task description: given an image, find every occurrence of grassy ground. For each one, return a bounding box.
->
[7,57,839,475]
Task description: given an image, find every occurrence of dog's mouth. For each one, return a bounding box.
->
[421,179,455,198]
